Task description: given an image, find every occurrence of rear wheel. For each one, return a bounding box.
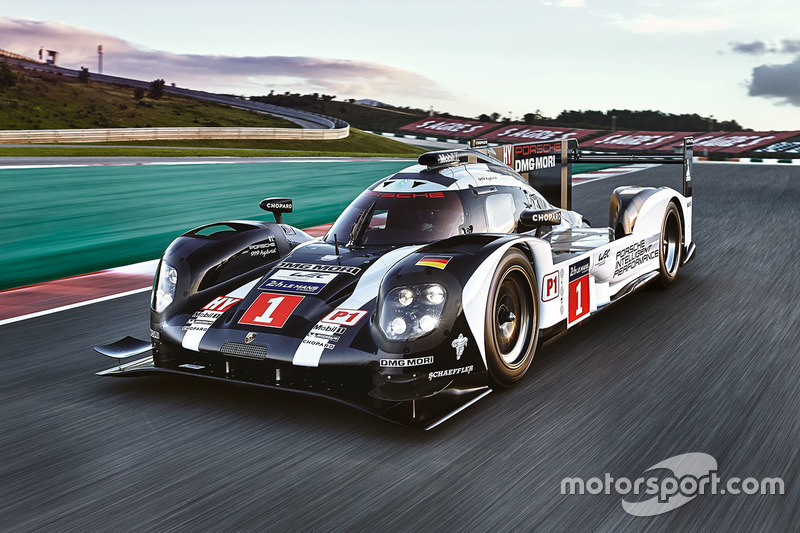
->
[657,202,682,288]
[484,249,539,388]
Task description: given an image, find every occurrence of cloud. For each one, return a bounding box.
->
[731,41,769,55]
[608,13,734,34]
[747,56,800,106]
[730,36,800,106]
[730,38,800,55]
[0,17,449,100]
[782,39,800,54]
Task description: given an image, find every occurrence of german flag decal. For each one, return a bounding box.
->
[415,256,451,270]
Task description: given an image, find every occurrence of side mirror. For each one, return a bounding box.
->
[259,197,293,224]
[519,208,562,228]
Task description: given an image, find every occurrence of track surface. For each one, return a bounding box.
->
[2,164,798,531]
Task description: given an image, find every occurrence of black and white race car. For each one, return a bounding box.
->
[96,138,695,428]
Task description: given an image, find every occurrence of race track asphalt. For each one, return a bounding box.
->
[1,163,798,532]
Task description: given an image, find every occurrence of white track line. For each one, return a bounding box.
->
[0,287,151,326]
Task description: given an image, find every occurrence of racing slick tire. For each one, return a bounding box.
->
[657,201,683,288]
[485,249,539,388]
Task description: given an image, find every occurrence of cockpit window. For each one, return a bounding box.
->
[485,193,516,233]
[325,191,466,246]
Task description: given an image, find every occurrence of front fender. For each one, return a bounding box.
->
[376,234,552,370]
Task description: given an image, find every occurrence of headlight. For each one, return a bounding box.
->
[379,283,447,341]
[153,261,178,313]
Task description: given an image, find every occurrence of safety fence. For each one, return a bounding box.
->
[0,125,350,144]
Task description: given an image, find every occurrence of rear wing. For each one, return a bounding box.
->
[467,137,694,209]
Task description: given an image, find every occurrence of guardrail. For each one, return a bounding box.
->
[0,125,350,143]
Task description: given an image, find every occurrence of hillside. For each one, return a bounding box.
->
[0,61,424,157]
[0,61,300,130]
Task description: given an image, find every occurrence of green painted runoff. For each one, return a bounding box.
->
[0,160,411,290]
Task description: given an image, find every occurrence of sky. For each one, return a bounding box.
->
[1,0,798,131]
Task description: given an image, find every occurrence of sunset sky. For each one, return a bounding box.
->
[1,0,798,130]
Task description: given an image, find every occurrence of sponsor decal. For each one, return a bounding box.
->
[542,271,559,301]
[239,293,304,328]
[515,141,561,157]
[529,209,561,224]
[364,191,445,199]
[309,323,348,337]
[183,310,225,332]
[263,201,292,211]
[501,141,562,171]
[300,322,349,350]
[244,237,277,258]
[613,236,659,277]
[183,295,242,333]
[380,356,434,368]
[429,365,474,381]
[280,225,296,235]
[451,334,469,360]
[568,258,591,326]
[202,296,242,312]
[595,249,610,267]
[149,328,160,340]
[321,308,368,327]
[259,269,338,295]
[515,154,556,173]
[244,332,257,344]
[299,338,337,350]
[277,261,360,276]
[435,152,462,164]
[471,139,489,148]
[416,256,452,270]
[503,145,514,166]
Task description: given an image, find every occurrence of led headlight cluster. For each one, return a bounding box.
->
[153,261,178,313]
[379,284,447,341]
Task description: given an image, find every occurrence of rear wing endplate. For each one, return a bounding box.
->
[469,137,694,209]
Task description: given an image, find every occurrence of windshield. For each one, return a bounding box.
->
[325,191,466,246]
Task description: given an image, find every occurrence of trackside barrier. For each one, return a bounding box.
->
[0,126,350,144]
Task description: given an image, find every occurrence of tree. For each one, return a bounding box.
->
[149,79,165,99]
[523,110,544,124]
[0,63,17,90]
[133,87,145,100]
[78,67,90,83]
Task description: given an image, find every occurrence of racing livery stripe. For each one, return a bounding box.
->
[292,245,422,367]
[181,279,259,352]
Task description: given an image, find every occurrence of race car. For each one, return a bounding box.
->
[96,137,695,429]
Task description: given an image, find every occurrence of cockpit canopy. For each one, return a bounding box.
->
[325,190,466,246]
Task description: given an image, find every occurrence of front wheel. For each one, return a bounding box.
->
[484,249,539,388]
[657,201,683,288]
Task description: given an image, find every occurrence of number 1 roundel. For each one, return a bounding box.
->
[239,293,304,328]
[568,258,590,327]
